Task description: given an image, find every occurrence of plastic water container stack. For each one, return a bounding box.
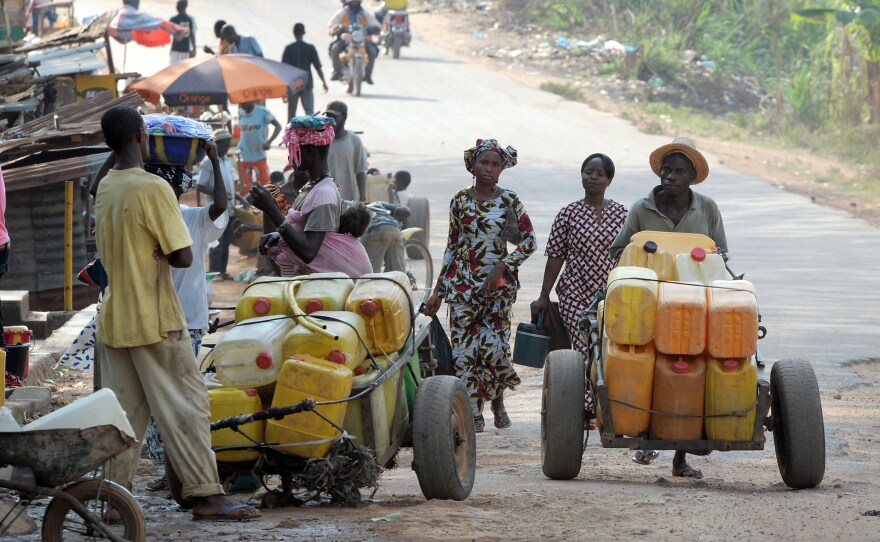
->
[209,271,417,459]
[603,239,760,441]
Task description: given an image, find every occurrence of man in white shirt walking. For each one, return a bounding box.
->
[198,130,239,279]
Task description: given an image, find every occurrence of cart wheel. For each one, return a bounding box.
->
[404,197,430,259]
[541,350,585,480]
[770,359,826,489]
[164,454,196,509]
[411,376,476,500]
[42,479,145,542]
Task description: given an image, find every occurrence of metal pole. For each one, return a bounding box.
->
[64,180,73,311]
[1,0,14,52]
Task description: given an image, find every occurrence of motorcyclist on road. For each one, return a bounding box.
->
[328,0,381,85]
[375,0,409,24]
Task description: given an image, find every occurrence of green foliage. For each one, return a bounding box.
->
[539,81,585,102]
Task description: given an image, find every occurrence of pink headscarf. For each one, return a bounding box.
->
[283,115,336,167]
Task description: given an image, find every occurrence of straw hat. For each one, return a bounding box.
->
[649,136,709,184]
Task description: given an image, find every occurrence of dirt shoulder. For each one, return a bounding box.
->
[413,4,880,228]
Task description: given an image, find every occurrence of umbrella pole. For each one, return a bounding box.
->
[123,42,128,73]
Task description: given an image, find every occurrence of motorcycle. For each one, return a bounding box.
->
[380,9,411,59]
[339,24,369,96]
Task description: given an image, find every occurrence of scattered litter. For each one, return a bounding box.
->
[863,510,880,517]
[371,512,402,522]
[473,32,486,40]
[604,40,626,54]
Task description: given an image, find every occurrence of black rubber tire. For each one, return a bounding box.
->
[770,359,826,489]
[404,197,430,259]
[42,479,145,542]
[412,376,476,500]
[392,35,403,59]
[403,239,433,291]
[164,454,196,509]
[541,350,586,480]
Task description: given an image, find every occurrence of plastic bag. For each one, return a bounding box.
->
[429,316,455,376]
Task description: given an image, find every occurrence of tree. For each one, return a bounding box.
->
[794,1,880,124]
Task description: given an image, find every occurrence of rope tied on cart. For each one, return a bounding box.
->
[608,397,759,418]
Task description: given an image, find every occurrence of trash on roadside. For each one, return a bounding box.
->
[371,512,402,522]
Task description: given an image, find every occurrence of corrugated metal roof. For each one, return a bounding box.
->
[31,50,107,77]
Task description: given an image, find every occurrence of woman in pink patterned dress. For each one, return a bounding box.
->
[531,153,627,365]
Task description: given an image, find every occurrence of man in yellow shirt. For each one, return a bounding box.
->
[95,106,259,520]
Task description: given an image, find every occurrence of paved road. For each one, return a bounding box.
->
[52,1,879,539]
[80,0,880,391]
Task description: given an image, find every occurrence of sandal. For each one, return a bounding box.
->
[631,450,660,465]
[672,463,704,479]
[146,476,168,491]
[474,415,485,433]
[492,408,511,429]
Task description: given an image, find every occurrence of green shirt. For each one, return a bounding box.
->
[609,185,728,258]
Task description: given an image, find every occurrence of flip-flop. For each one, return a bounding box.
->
[474,415,485,433]
[631,450,660,465]
[672,464,704,479]
[193,502,261,522]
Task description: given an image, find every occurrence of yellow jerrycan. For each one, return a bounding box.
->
[281,310,368,370]
[604,266,658,346]
[706,280,759,358]
[705,356,758,441]
[264,356,354,459]
[674,247,727,284]
[604,340,655,437]
[294,272,354,314]
[346,271,413,354]
[235,277,294,323]
[650,353,706,440]
[209,388,264,462]
[620,240,675,281]
[655,281,707,356]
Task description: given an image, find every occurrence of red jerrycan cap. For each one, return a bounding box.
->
[255,353,273,369]
[722,359,740,371]
[253,298,271,315]
[304,299,323,314]
[360,299,379,316]
[354,366,366,376]
[327,350,347,365]
[244,388,258,397]
[690,247,707,262]
[672,358,690,373]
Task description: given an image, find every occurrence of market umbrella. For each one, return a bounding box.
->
[129,54,309,107]
[107,4,187,47]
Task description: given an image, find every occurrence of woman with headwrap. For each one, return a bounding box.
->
[422,139,537,432]
[250,115,372,278]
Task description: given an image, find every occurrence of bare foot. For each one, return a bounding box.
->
[192,494,261,521]
[671,451,703,479]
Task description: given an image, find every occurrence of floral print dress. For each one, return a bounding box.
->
[436,187,537,415]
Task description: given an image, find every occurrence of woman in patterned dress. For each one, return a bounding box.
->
[422,139,537,432]
[530,153,627,383]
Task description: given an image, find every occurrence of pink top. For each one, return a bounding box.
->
[268,209,372,278]
[0,165,8,245]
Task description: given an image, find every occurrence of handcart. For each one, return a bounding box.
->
[0,426,145,541]
[164,274,476,508]
[540,232,826,489]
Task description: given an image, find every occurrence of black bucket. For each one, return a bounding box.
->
[512,320,550,368]
[5,344,30,379]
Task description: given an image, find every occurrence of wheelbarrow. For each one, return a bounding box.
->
[0,426,145,541]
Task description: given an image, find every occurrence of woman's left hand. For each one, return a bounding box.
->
[482,262,507,294]
[249,184,276,214]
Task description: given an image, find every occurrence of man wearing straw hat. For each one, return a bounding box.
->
[609,136,729,479]
[610,136,727,259]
